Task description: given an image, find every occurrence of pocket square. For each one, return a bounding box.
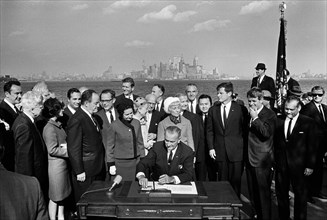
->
[178,165,183,169]
[299,131,304,134]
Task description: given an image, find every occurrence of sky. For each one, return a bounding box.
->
[0,0,326,79]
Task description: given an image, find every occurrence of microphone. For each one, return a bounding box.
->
[108,175,122,191]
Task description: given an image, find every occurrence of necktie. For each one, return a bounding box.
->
[190,100,194,113]
[109,111,114,123]
[14,105,20,114]
[223,105,227,128]
[91,116,99,131]
[286,118,293,140]
[319,105,326,122]
[168,150,173,169]
[203,113,208,128]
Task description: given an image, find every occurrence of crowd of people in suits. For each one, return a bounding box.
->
[0,62,326,220]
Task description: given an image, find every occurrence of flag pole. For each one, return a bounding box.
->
[276,2,287,112]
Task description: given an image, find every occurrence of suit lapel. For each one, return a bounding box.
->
[217,104,224,130]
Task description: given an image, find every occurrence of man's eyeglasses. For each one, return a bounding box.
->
[312,94,323,97]
[101,99,113,103]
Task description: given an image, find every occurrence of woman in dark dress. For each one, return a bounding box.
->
[42,98,71,220]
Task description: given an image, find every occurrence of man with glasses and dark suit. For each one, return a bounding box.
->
[301,86,327,202]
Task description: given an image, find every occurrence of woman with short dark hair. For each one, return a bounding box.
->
[42,98,71,220]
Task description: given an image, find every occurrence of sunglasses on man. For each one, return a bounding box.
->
[312,93,324,97]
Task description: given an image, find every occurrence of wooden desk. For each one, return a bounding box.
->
[77,181,242,219]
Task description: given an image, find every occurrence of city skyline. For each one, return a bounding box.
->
[1,1,326,78]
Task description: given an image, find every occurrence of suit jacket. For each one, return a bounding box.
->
[157,115,194,151]
[136,141,194,183]
[251,75,276,99]
[156,99,168,121]
[114,93,139,109]
[66,108,104,177]
[107,118,145,166]
[0,164,48,220]
[301,101,327,136]
[94,108,118,165]
[183,110,205,162]
[0,100,19,171]
[274,114,317,172]
[247,106,276,168]
[148,110,163,135]
[12,113,48,195]
[59,106,74,130]
[207,101,246,162]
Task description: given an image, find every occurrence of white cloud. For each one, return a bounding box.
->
[196,1,214,7]
[239,1,273,15]
[111,0,150,9]
[138,5,197,23]
[104,0,151,14]
[191,19,231,32]
[72,3,89,11]
[9,30,26,37]
[124,40,153,48]
[174,11,198,22]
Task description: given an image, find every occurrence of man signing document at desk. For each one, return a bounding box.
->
[136,126,194,187]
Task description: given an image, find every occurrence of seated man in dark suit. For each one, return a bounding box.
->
[0,142,49,220]
[136,126,194,187]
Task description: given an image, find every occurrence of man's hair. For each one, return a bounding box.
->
[67,88,80,99]
[216,82,233,93]
[247,87,263,99]
[185,83,198,92]
[165,126,181,138]
[198,94,212,105]
[285,95,301,107]
[43,98,64,119]
[154,84,165,95]
[81,89,97,105]
[21,91,43,111]
[311,86,325,94]
[122,77,135,87]
[100,89,116,99]
[4,80,21,93]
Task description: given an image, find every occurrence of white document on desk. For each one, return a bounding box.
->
[145,181,198,195]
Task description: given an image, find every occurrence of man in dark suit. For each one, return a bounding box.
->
[301,86,327,200]
[152,83,167,120]
[114,77,139,110]
[274,96,317,220]
[207,82,246,197]
[67,89,105,203]
[0,80,22,171]
[246,88,277,220]
[251,63,276,107]
[198,94,217,181]
[177,93,205,180]
[136,126,194,187]
[145,94,162,137]
[12,91,49,199]
[0,143,48,220]
[60,88,81,130]
[186,83,201,114]
[94,89,118,178]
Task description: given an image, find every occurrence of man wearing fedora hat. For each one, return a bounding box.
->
[251,63,276,108]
